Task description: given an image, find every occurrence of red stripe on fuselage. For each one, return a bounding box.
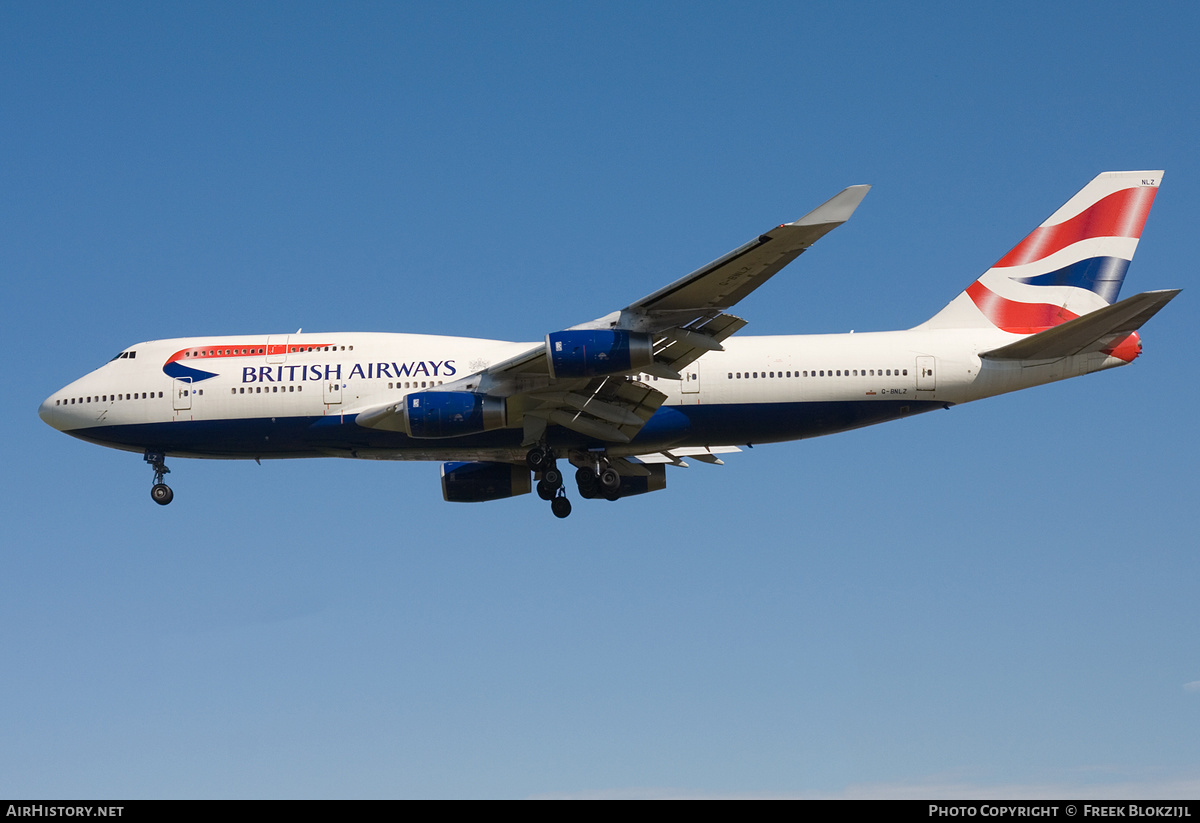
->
[965,281,1079,334]
[165,343,333,365]
[993,187,1156,268]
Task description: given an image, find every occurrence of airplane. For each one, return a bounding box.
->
[39,171,1178,518]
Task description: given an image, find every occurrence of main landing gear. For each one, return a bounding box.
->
[575,460,622,501]
[528,445,572,519]
[144,450,173,506]
[527,446,627,517]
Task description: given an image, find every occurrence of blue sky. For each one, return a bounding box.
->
[3,1,1198,799]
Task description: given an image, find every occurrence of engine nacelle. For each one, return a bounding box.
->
[404,392,506,439]
[441,461,531,502]
[616,464,667,497]
[546,330,654,379]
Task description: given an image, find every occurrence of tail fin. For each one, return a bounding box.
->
[919,171,1162,332]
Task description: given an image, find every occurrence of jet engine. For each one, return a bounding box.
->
[546,330,654,379]
[614,465,667,497]
[404,392,506,439]
[441,461,531,502]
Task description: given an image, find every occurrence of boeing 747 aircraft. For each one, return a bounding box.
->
[39,172,1178,517]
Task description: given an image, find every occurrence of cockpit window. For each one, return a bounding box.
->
[108,351,137,362]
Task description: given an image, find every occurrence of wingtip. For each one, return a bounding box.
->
[790,184,871,227]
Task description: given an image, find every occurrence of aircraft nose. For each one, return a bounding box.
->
[39,392,67,431]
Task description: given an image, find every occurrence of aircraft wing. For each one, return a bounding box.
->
[614,184,871,374]
[357,186,869,447]
[625,186,871,317]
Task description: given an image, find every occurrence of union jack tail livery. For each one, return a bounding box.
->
[922,171,1162,333]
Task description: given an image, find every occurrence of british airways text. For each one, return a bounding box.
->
[241,360,456,383]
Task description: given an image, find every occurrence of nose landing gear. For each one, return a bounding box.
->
[144,451,173,506]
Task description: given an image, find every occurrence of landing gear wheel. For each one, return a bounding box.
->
[542,466,563,488]
[536,480,555,501]
[575,467,599,498]
[599,467,621,493]
[144,451,172,506]
[526,447,550,471]
[551,496,572,519]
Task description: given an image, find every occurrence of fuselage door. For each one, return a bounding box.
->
[682,361,700,394]
[324,378,342,405]
[173,378,192,410]
[267,335,289,364]
[916,356,936,391]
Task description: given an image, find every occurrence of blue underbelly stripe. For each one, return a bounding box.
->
[64,399,945,457]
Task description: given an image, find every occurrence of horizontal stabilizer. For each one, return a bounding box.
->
[979,289,1180,361]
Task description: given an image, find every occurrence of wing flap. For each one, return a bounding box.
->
[522,377,667,444]
[651,313,747,374]
[633,446,743,466]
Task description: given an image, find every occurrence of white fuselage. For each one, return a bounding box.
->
[39,327,1131,462]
